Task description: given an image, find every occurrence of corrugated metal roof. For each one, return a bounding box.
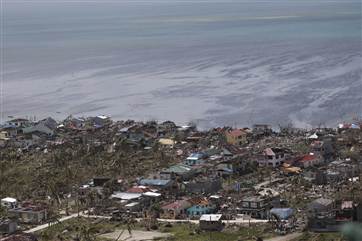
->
[164,164,192,174]
[1,197,17,203]
[200,214,222,221]
[143,192,161,197]
[139,179,171,186]
[270,208,294,220]
[111,192,142,200]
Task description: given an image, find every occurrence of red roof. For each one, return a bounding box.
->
[126,186,150,193]
[227,129,247,137]
[299,154,317,163]
[162,200,191,210]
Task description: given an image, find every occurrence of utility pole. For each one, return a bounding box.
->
[209,215,212,241]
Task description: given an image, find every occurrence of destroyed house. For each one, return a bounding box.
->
[238,196,270,219]
[92,115,111,127]
[185,152,206,166]
[203,148,222,159]
[160,164,196,181]
[8,206,47,224]
[138,179,173,189]
[184,178,222,194]
[216,163,234,177]
[126,132,146,145]
[307,198,338,231]
[64,117,85,129]
[308,198,335,214]
[335,201,354,222]
[22,122,54,136]
[158,121,177,133]
[222,145,245,157]
[0,126,18,138]
[111,191,160,209]
[222,154,252,175]
[6,118,30,128]
[111,192,143,204]
[161,200,192,219]
[258,148,285,167]
[0,219,17,234]
[295,153,322,168]
[253,124,272,136]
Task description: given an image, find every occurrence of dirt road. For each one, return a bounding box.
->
[264,232,302,241]
[100,230,172,241]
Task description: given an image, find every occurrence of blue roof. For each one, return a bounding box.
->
[270,208,294,220]
[139,179,171,186]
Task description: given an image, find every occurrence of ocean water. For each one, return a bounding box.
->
[3,0,362,128]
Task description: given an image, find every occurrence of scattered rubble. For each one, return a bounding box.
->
[0,116,361,240]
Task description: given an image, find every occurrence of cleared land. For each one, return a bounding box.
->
[100,230,172,241]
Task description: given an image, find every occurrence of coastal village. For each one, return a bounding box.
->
[0,115,361,241]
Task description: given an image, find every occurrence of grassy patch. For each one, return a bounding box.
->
[37,217,122,241]
[292,232,346,241]
[158,223,275,241]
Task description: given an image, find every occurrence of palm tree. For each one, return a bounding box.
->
[115,218,135,241]
[77,223,98,241]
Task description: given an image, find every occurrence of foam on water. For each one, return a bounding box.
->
[2,1,362,128]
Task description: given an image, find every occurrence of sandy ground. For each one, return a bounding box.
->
[100,230,172,241]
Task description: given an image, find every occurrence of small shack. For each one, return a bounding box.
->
[199,214,223,231]
[1,198,17,209]
[0,219,17,234]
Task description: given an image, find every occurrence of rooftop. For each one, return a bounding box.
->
[200,214,222,221]
[163,164,192,174]
[111,192,142,200]
[1,197,17,203]
[139,179,171,186]
[226,129,247,137]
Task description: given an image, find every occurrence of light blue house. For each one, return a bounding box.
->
[187,202,215,217]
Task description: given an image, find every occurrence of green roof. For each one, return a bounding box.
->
[164,164,193,174]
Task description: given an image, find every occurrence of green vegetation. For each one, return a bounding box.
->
[37,219,275,241]
[38,217,122,241]
[292,232,346,241]
[159,223,275,241]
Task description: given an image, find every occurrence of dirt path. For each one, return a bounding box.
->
[24,211,90,233]
[264,232,302,241]
[24,213,80,233]
[100,230,172,241]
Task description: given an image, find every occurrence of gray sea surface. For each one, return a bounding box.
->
[3,0,362,128]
